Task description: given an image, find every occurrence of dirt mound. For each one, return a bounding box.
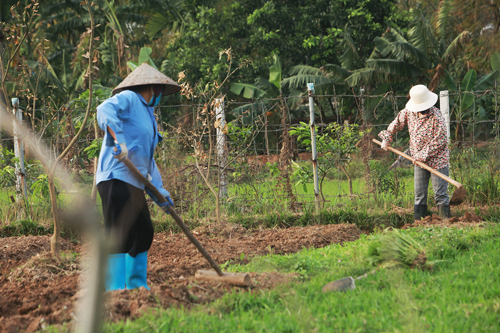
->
[0,223,359,332]
[8,252,80,283]
[402,212,485,229]
[0,235,76,276]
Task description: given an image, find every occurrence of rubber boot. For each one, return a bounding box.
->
[126,251,150,290]
[414,205,428,222]
[105,253,126,291]
[437,205,451,219]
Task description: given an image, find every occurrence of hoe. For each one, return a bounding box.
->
[121,157,251,286]
[372,139,466,205]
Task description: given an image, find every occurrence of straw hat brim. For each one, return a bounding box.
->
[112,63,181,96]
[405,92,438,112]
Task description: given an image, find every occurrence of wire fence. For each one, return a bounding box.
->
[1,87,499,223]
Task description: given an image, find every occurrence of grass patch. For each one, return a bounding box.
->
[0,219,52,237]
[100,224,500,333]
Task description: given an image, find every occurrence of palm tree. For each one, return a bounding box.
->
[345,10,471,91]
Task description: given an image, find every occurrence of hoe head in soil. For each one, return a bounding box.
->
[372,139,465,206]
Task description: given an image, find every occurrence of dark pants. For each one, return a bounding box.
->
[97,179,154,257]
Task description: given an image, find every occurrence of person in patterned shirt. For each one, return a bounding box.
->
[379,85,451,221]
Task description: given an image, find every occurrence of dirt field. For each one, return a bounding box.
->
[401,211,485,229]
[0,223,360,332]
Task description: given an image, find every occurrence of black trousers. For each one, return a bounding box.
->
[97,179,154,257]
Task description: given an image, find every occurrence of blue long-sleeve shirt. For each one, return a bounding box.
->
[96,90,170,198]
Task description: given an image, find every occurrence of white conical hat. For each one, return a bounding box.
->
[405,85,438,112]
[112,63,181,96]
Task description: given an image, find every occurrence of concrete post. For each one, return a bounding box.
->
[12,98,28,201]
[215,98,227,197]
[439,91,451,142]
[307,83,320,213]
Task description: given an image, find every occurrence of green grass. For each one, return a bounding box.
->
[98,224,500,333]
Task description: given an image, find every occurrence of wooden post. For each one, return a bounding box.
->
[215,98,227,197]
[439,90,451,143]
[12,98,28,202]
[307,83,320,213]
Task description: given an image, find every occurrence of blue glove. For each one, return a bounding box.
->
[112,140,128,161]
[146,188,174,213]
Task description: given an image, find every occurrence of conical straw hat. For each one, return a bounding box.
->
[112,63,181,96]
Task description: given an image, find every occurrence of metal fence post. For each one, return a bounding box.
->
[307,83,320,213]
[12,98,28,202]
[439,91,450,142]
[215,98,227,198]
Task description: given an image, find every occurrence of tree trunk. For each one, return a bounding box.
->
[50,3,95,256]
[48,173,61,257]
[339,164,353,196]
[90,115,100,203]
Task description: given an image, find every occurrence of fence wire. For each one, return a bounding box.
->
[1,87,499,222]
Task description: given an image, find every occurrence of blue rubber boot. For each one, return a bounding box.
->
[125,251,150,290]
[105,253,126,291]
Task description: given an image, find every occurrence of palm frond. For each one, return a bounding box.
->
[367,59,422,77]
[321,64,351,80]
[288,65,322,76]
[281,75,335,90]
[230,82,265,99]
[269,54,282,90]
[392,41,431,69]
[339,30,360,70]
[345,68,381,87]
[384,27,408,43]
[374,37,393,57]
[436,0,453,39]
[442,31,471,64]
[256,77,280,97]
[408,12,439,58]
[145,13,171,39]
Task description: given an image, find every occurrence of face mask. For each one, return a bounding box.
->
[148,93,162,107]
[148,86,162,107]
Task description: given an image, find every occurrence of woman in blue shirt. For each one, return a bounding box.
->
[96,63,180,291]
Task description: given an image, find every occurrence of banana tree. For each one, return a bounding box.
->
[451,52,500,142]
[127,46,158,70]
[229,54,288,157]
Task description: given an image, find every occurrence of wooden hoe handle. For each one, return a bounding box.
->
[121,157,224,276]
[372,139,463,189]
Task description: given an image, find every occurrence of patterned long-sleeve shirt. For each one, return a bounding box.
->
[378,107,449,169]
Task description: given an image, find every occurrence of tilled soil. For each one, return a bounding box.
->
[0,223,360,332]
[401,211,486,229]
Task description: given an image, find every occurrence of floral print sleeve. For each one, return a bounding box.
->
[378,107,449,170]
[378,109,410,143]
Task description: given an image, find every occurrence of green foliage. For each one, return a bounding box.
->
[450,146,500,205]
[367,228,426,268]
[165,0,402,89]
[369,161,407,196]
[127,46,158,70]
[291,161,312,193]
[83,138,103,159]
[0,219,52,237]
[31,174,50,199]
[290,122,365,196]
[0,148,16,187]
